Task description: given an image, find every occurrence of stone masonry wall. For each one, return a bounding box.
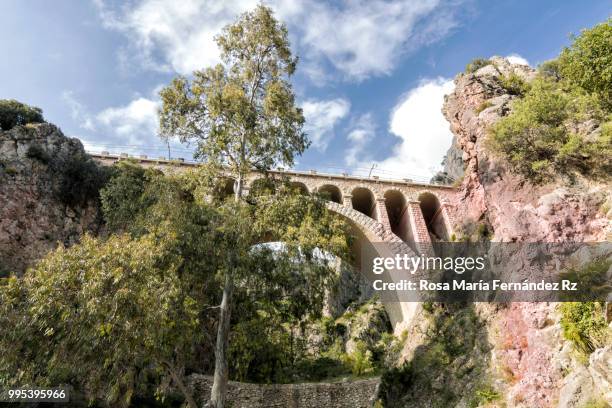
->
[189,374,380,408]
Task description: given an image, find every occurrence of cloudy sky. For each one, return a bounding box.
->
[1,1,608,181]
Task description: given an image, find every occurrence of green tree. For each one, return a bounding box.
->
[1,172,227,407]
[158,6,321,407]
[0,234,205,408]
[0,99,44,130]
[100,161,161,232]
[558,19,612,107]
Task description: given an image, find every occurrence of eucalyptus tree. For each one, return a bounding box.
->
[158,6,331,407]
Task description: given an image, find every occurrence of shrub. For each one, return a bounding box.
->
[26,144,50,164]
[538,59,562,81]
[465,58,491,74]
[499,72,530,96]
[559,301,609,354]
[489,78,611,182]
[51,150,109,206]
[558,19,612,107]
[469,385,501,408]
[100,161,154,232]
[559,258,612,301]
[347,341,374,376]
[0,99,44,130]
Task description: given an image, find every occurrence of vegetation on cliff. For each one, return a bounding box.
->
[0,99,44,131]
[489,19,612,183]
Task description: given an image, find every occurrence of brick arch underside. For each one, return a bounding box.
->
[325,201,420,334]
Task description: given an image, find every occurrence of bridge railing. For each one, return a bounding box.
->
[87,151,454,189]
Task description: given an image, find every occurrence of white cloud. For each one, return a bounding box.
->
[96,97,160,145]
[375,78,455,180]
[506,53,529,66]
[62,91,96,131]
[302,98,350,150]
[345,114,376,167]
[94,0,466,80]
[298,0,462,80]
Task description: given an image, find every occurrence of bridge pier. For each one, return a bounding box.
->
[374,198,392,233]
[342,194,353,208]
[407,200,434,256]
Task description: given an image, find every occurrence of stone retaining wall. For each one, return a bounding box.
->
[188,374,380,408]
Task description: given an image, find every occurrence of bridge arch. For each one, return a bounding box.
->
[318,184,342,204]
[418,191,448,240]
[351,187,376,218]
[289,181,309,195]
[383,189,410,241]
[325,201,419,333]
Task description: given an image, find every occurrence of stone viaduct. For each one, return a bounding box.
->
[91,152,458,333]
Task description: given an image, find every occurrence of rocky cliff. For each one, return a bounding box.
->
[439,57,611,407]
[0,123,103,275]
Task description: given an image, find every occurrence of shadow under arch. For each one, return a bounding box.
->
[351,187,376,218]
[418,192,448,241]
[384,189,410,241]
[318,184,342,204]
[289,181,309,195]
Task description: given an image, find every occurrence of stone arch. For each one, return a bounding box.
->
[289,181,309,195]
[351,187,376,218]
[325,201,420,334]
[318,184,342,204]
[418,192,448,240]
[220,177,236,199]
[384,189,410,242]
[249,177,278,196]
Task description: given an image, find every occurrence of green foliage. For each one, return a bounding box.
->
[489,77,611,182]
[468,385,501,408]
[26,144,50,164]
[346,341,375,376]
[456,219,492,242]
[159,5,307,181]
[465,58,491,74]
[51,150,109,206]
[490,18,612,183]
[0,233,208,407]
[379,304,491,408]
[538,59,562,81]
[559,259,612,301]
[100,161,161,232]
[582,398,612,408]
[499,72,530,96]
[0,99,44,131]
[558,19,612,107]
[559,302,609,355]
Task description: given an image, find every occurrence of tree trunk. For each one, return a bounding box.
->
[166,363,198,408]
[210,140,245,408]
[209,272,234,408]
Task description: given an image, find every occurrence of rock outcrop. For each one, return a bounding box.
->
[439,57,611,407]
[0,123,102,275]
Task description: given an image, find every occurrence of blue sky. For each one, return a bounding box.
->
[1,1,609,181]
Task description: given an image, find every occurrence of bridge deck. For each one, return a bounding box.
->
[88,152,455,190]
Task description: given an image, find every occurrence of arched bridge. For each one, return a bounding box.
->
[91,152,458,333]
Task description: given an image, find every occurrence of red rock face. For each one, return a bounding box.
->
[443,57,610,243]
[442,57,611,406]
